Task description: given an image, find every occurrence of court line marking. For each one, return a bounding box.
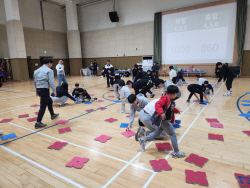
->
[1,100,154,173]
[0,104,35,115]
[0,103,34,112]
[0,145,86,188]
[142,82,224,188]
[237,93,250,122]
[102,102,196,188]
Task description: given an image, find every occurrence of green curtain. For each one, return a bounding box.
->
[153,12,162,66]
[236,0,248,65]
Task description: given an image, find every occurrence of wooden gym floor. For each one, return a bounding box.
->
[0,75,250,188]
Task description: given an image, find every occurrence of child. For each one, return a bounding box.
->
[138,85,185,158]
[124,70,129,77]
[163,77,181,100]
[203,81,214,95]
[78,88,97,103]
[112,73,121,100]
[126,79,155,98]
[72,83,80,98]
[186,84,209,105]
[147,70,153,81]
[195,75,214,95]
[118,80,131,114]
[132,64,138,81]
[176,71,185,85]
[169,66,177,81]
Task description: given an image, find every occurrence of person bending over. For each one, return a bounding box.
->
[186,84,209,105]
[216,62,235,96]
[163,77,181,100]
[127,94,150,130]
[118,79,131,114]
[126,79,154,98]
[138,85,185,159]
[51,83,77,107]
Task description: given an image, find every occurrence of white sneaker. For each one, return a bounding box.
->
[223,93,231,96]
[138,138,146,151]
[120,111,126,114]
[172,151,185,158]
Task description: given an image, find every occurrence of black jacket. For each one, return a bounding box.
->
[93,62,98,69]
[72,88,80,97]
[132,79,152,95]
[52,86,75,101]
[202,84,214,92]
[218,64,236,82]
[152,65,159,72]
[134,71,150,82]
[132,68,138,77]
[113,74,121,84]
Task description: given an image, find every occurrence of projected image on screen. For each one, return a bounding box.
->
[162,3,236,64]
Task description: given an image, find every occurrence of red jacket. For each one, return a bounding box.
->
[155,94,180,123]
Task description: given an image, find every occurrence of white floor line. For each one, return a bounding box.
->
[102,102,196,188]
[6,122,153,173]
[0,103,33,112]
[142,83,224,188]
[0,93,33,100]
[0,105,34,115]
[0,145,85,188]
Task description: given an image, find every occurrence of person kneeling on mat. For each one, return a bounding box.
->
[78,88,97,103]
[135,98,166,141]
[127,94,150,130]
[51,83,77,107]
[186,84,209,105]
[138,85,185,158]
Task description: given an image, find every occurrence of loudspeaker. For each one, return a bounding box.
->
[109,11,119,22]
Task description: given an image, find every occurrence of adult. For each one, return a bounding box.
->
[93,60,98,76]
[151,62,159,78]
[50,83,77,107]
[56,60,67,86]
[34,57,59,128]
[216,62,236,96]
[104,60,114,88]
[89,62,93,76]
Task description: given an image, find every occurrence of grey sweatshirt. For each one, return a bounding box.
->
[34,65,56,93]
[129,93,150,126]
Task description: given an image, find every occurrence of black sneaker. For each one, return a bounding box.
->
[35,122,47,129]
[59,104,66,107]
[51,113,59,120]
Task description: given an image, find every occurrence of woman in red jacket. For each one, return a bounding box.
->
[138,85,185,159]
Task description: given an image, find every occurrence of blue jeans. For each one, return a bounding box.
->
[57,75,67,86]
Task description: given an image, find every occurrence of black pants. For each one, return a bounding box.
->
[177,75,185,82]
[37,88,54,122]
[93,68,97,75]
[106,75,113,87]
[140,83,153,96]
[226,77,234,91]
[215,72,221,78]
[187,86,203,102]
[152,71,158,78]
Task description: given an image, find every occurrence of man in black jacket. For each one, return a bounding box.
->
[126,79,155,98]
[151,62,159,78]
[104,60,114,87]
[216,62,235,96]
[93,60,98,76]
[51,83,77,107]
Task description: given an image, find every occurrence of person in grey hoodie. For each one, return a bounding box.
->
[34,57,59,129]
[127,94,150,129]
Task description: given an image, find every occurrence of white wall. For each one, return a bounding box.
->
[244,5,250,50]
[78,0,223,32]
[0,0,67,33]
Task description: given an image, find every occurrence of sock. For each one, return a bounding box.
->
[230,88,232,92]
[227,90,230,94]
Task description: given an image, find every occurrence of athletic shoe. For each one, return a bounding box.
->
[223,93,231,96]
[117,97,120,100]
[199,102,207,105]
[186,100,190,103]
[35,122,47,129]
[51,113,59,120]
[172,151,185,158]
[119,111,126,114]
[150,94,155,98]
[138,138,146,151]
[91,98,97,102]
[135,127,145,141]
[0,130,3,134]
[59,104,66,107]
[107,86,110,88]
